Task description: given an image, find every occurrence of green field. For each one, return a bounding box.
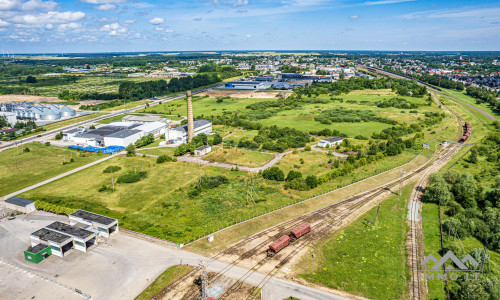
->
[442,88,500,119]
[0,143,105,197]
[137,146,176,157]
[276,150,331,177]
[134,265,193,300]
[204,147,274,167]
[3,76,158,97]
[297,186,412,299]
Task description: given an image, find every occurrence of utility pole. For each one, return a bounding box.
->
[375,203,381,226]
[200,261,208,300]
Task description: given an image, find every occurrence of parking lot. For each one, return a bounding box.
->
[0,211,205,300]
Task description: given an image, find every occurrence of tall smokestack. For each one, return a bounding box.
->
[186,90,194,142]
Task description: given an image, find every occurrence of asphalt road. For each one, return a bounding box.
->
[0,84,222,152]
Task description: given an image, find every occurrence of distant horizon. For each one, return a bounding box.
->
[3,50,500,56]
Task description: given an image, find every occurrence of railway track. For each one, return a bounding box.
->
[159,145,459,300]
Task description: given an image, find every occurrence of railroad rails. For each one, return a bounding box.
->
[161,145,460,300]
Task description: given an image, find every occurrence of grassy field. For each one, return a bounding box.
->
[442,88,500,119]
[100,100,152,112]
[3,76,158,97]
[204,147,274,167]
[224,130,259,143]
[0,143,105,197]
[276,150,331,177]
[134,265,193,300]
[296,186,412,300]
[138,89,439,138]
[137,146,176,157]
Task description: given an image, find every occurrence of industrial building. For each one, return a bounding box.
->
[4,196,36,213]
[69,210,119,238]
[30,228,73,257]
[224,81,271,90]
[165,119,212,143]
[68,122,167,147]
[45,221,96,253]
[317,136,344,148]
[0,112,17,125]
[0,102,75,122]
[122,114,169,124]
[24,244,52,264]
[194,145,211,156]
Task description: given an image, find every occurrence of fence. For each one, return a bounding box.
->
[0,257,92,300]
[183,149,426,246]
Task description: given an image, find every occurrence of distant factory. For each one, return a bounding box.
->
[222,72,336,91]
[0,102,76,123]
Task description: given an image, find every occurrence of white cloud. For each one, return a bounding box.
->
[21,0,57,11]
[349,15,358,19]
[9,11,86,25]
[149,17,164,24]
[100,22,121,31]
[0,19,10,27]
[96,4,117,10]
[81,0,125,3]
[57,22,81,32]
[0,0,20,11]
[155,26,163,31]
[362,0,414,5]
[401,7,500,20]
[244,34,251,38]
[165,28,174,32]
[232,0,248,7]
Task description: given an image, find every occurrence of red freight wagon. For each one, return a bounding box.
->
[267,235,290,257]
[290,223,311,241]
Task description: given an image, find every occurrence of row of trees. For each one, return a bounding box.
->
[466,86,499,111]
[414,74,465,91]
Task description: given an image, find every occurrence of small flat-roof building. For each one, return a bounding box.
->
[194,145,211,156]
[24,243,52,264]
[423,143,430,149]
[45,222,96,252]
[317,136,343,148]
[69,210,119,238]
[166,119,212,144]
[30,228,73,257]
[5,196,36,213]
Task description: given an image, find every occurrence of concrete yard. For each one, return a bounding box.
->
[0,211,347,300]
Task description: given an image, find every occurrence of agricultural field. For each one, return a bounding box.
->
[0,143,105,197]
[204,147,274,167]
[296,186,412,300]
[2,76,157,97]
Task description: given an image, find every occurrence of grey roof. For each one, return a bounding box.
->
[27,243,50,254]
[321,136,343,143]
[64,128,84,134]
[45,221,95,239]
[196,145,211,151]
[106,129,142,139]
[5,196,35,207]
[172,119,211,133]
[59,105,74,112]
[31,228,72,244]
[70,210,117,226]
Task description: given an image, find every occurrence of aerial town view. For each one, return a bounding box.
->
[0,0,499,300]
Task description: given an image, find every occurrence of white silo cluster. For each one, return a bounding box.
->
[0,102,76,122]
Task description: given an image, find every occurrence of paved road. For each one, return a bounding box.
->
[0,85,222,152]
[0,151,125,200]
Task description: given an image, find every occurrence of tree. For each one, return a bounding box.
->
[286,170,302,181]
[305,175,319,189]
[126,144,136,157]
[453,173,478,209]
[54,131,63,140]
[469,147,478,164]
[89,125,96,129]
[211,134,222,145]
[424,175,452,205]
[25,76,37,83]
[262,166,285,181]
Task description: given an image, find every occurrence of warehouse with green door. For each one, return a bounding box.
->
[24,244,52,264]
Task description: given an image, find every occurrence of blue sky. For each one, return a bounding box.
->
[0,0,499,53]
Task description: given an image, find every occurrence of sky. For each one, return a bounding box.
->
[0,0,499,53]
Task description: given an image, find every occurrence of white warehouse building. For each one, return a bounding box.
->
[165,119,212,143]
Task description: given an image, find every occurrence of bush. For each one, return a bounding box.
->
[35,200,76,215]
[304,145,311,151]
[98,185,114,192]
[156,155,172,164]
[103,166,121,173]
[305,175,319,189]
[126,144,136,156]
[23,147,30,153]
[55,131,63,140]
[262,166,285,181]
[199,175,229,189]
[44,142,50,146]
[286,170,303,181]
[117,171,147,183]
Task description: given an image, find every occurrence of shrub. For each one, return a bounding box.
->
[156,155,172,164]
[55,131,63,140]
[126,144,136,156]
[23,147,30,153]
[286,170,303,181]
[305,175,319,189]
[35,200,76,215]
[199,175,229,189]
[262,166,285,181]
[103,166,121,173]
[117,171,147,183]
[44,142,50,146]
[304,145,311,151]
[285,178,310,191]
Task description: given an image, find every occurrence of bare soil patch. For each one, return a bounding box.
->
[0,94,61,103]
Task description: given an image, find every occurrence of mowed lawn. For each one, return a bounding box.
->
[0,143,105,197]
[297,186,412,300]
[204,147,274,167]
